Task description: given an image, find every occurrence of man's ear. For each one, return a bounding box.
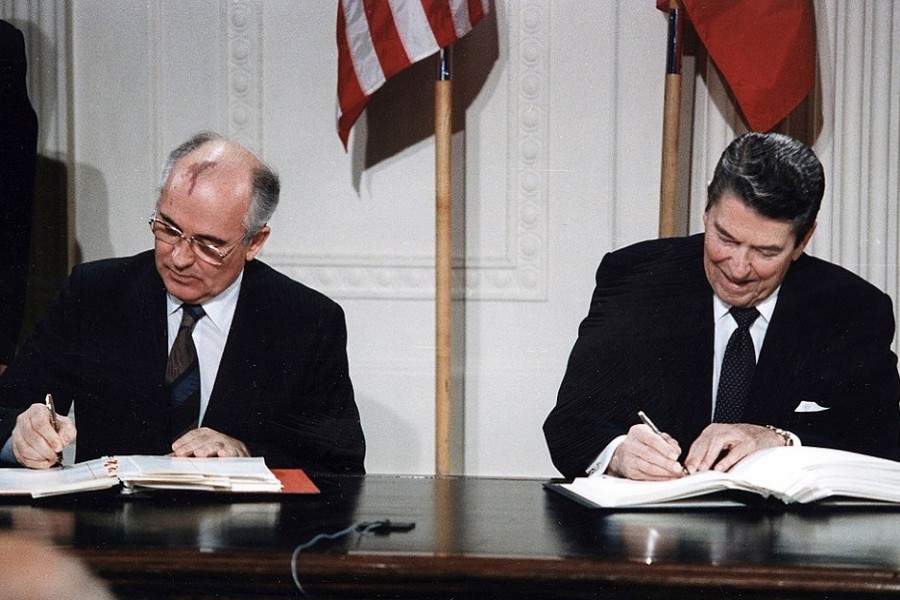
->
[244,226,271,262]
[792,221,816,260]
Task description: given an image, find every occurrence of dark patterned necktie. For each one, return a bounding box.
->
[167,304,206,440]
[714,306,760,423]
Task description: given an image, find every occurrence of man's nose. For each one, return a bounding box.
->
[170,238,196,267]
[729,250,752,279]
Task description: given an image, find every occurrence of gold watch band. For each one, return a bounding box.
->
[765,424,795,446]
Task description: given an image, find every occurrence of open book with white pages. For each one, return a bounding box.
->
[546,446,900,509]
[116,456,282,494]
[0,455,297,498]
[0,457,119,498]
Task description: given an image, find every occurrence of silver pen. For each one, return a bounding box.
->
[44,393,64,468]
[637,410,690,476]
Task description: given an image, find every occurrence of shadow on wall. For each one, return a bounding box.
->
[21,159,112,344]
[350,3,501,177]
[20,155,67,341]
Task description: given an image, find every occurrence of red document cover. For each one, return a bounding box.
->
[271,469,320,494]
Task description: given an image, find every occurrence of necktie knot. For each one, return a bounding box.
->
[179,304,206,329]
[730,306,759,329]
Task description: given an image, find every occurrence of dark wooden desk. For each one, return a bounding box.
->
[2,475,900,598]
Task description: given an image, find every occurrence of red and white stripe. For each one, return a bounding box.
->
[336,0,490,148]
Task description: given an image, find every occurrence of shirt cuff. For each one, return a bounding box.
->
[585,434,626,477]
[1,437,16,464]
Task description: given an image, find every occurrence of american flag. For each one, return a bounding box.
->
[336,0,490,148]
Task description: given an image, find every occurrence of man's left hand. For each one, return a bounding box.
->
[170,427,250,458]
[684,423,785,473]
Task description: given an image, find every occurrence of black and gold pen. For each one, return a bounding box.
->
[638,410,690,476]
[44,393,64,468]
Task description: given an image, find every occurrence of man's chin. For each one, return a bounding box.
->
[715,285,758,308]
[162,277,205,304]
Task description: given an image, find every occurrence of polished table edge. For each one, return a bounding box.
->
[72,546,900,596]
[10,474,900,597]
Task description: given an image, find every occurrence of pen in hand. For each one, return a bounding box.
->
[637,410,690,476]
[44,393,64,468]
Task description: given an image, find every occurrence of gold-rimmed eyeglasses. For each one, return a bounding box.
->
[148,214,241,266]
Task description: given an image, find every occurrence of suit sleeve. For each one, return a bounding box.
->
[0,266,84,447]
[240,299,366,474]
[543,252,644,479]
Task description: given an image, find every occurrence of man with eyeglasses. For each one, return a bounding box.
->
[0,132,366,473]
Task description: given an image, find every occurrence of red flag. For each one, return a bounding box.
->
[659,0,816,132]
[336,0,489,148]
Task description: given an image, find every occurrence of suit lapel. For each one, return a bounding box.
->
[122,256,170,428]
[204,265,273,430]
[746,256,808,419]
[670,249,716,425]
[640,236,715,439]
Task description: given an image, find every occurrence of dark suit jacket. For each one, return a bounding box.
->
[0,251,366,473]
[0,20,38,364]
[544,234,900,479]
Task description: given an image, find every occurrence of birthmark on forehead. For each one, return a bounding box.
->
[185,160,217,195]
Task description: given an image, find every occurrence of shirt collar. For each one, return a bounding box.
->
[166,270,244,332]
[713,286,780,325]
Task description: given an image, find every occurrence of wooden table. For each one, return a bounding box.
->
[2,475,900,598]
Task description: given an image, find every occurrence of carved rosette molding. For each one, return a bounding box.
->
[266,0,550,301]
[227,0,262,152]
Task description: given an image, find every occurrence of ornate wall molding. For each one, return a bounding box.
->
[227,0,263,152]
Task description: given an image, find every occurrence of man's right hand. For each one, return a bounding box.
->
[606,423,686,480]
[11,403,76,469]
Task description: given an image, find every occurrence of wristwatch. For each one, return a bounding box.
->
[765,424,798,447]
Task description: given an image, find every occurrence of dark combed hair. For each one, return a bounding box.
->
[157,131,280,244]
[706,132,825,244]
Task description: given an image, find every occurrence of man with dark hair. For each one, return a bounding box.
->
[544,132,900,480]
[0,132,366,473]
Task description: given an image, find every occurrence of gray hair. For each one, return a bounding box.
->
[157,131,280,244]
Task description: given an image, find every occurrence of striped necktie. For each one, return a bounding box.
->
[167,304,206,440]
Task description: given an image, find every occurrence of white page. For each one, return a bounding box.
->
[560,447,900,508]
[0,458,119,498]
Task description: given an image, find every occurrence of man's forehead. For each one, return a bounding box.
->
[168,158,253,206]
[710,191,794,229]
[179,160,218,195]
[172,141,255,183]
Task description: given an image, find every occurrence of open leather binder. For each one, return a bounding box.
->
[0,456,318,498]
[547,446,900,508]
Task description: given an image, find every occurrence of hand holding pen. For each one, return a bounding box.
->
[606,410,690,480]
[638,411,690,476]
[9,394,75,469]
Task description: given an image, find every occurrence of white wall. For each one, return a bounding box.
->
[3,1,898,477]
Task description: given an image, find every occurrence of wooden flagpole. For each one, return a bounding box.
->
[659,1,683,238]
[435,48,453,475]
